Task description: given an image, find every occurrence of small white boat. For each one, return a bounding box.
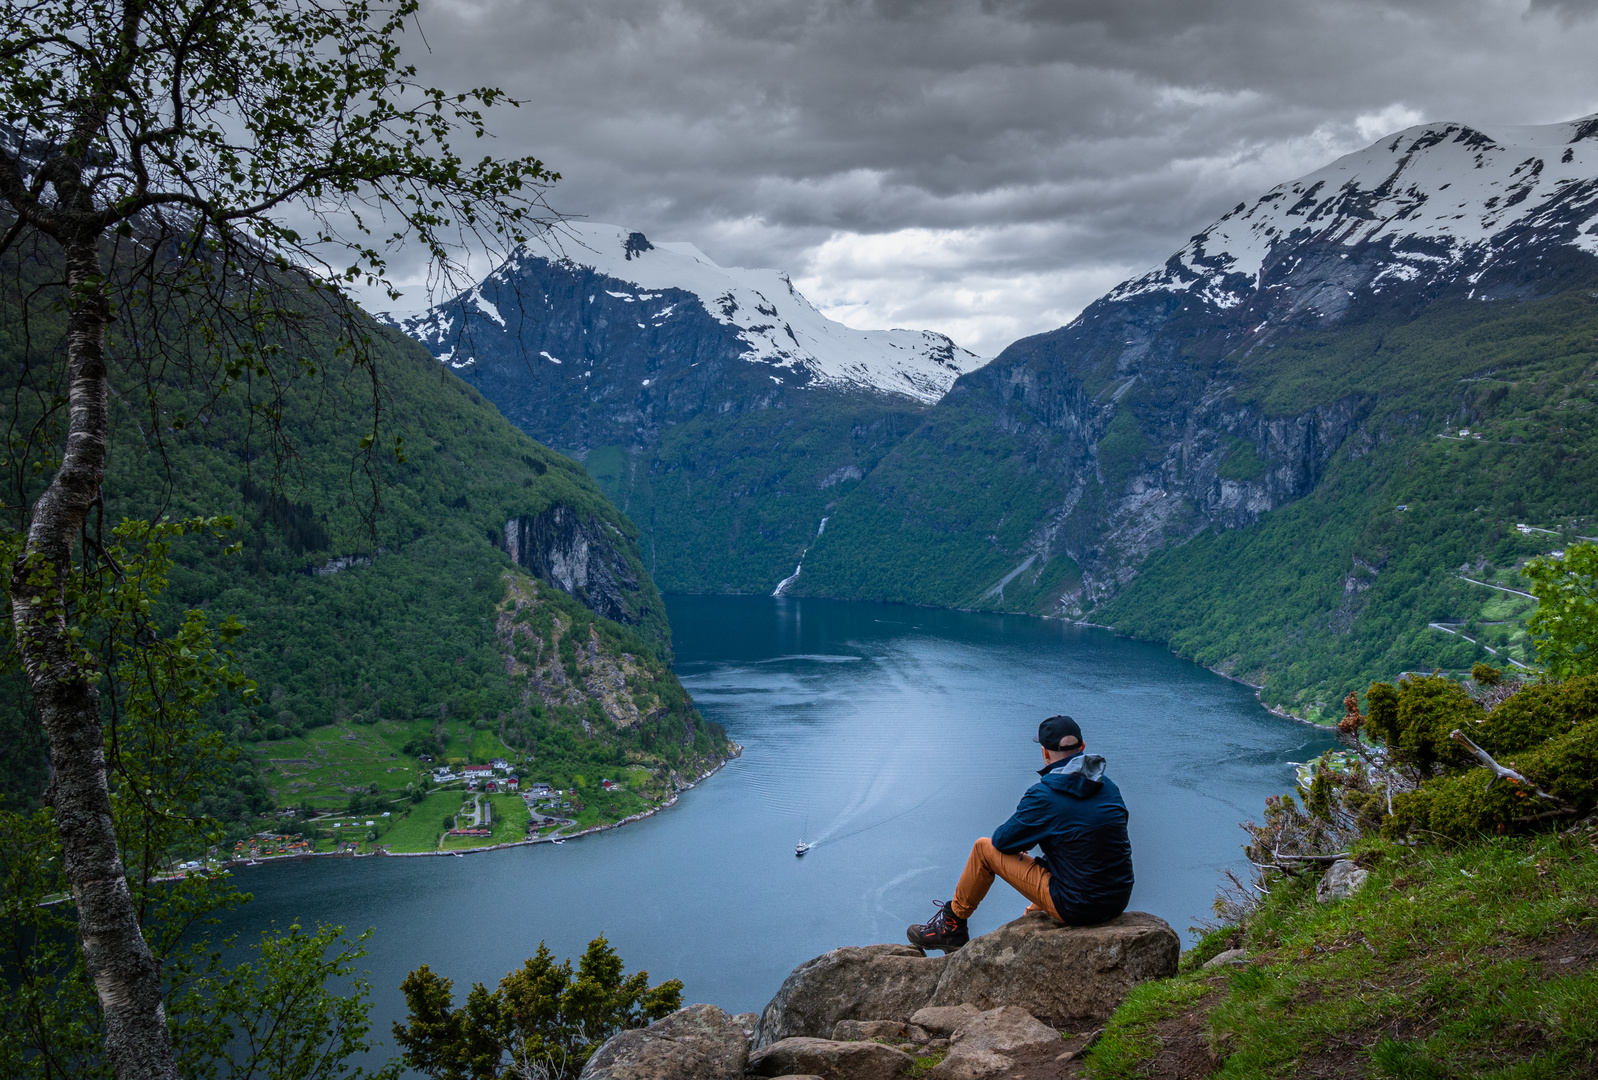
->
[552,838,565,845]
[795,842,810,856]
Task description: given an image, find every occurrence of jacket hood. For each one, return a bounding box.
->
[1042,752,1107,798]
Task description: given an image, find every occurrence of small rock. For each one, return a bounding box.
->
[928,911,1180,1025]
[926,1047,1013,1080]
[579,1003,748,1080]
[910,1004,982,1035]
[1316,860,1370,903]
[746,1037,914,1080]
[830,1019,928,1043]
[765,1076,825,1080]
[949,1006,1060,1056]
[928,1037,951,1051]
[1202,948,1248,969]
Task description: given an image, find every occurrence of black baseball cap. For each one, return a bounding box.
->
[1033,715,1083,751]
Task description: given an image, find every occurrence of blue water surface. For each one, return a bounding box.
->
[215,595,1336,1055]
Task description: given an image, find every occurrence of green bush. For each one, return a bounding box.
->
[1365,676,1480,771]
[1388,675,1598,838]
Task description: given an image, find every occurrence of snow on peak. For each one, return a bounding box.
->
[1108,113,1598,308]
[402,221,987,403]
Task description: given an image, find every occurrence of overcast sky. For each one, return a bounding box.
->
[387,0,1598,356]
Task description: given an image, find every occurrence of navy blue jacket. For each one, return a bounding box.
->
[991,752,1134,924]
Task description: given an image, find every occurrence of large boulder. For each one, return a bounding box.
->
[579,1003,748,1080]
[746,1037,915,1080]
[754,944,947,1048]
[926,911,1179,1025]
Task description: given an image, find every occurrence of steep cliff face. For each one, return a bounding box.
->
[495,504,651,632]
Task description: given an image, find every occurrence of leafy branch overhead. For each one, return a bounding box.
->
[0,0,555,293]
[1,2,560,1079]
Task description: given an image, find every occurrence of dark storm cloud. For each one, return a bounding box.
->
[382,0,1598,353]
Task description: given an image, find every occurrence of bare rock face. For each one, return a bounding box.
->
[732,1011,761,1045]
[1316,860,1370,903]
[909,1004,981,1035]
[753,944,947,1048]
[948,1006,1061,1056]
[579,1003,748,1080]
[927,911,1179,1025]
[746,1038,915,1080]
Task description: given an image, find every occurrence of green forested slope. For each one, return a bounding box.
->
[1,270,725,820]
[1102,288,1598,718]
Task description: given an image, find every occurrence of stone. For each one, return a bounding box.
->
[766,1076,825,1080]
[754,944,947,1047]
[949,1006,1061,1056]
[1317,860,1370,903]
[1202,948,1248,970]
[746,1037,915,1080]
[925,1047,1013,1080]
[580,1003,748,1080]
[926,911,1180,1026]
[830,1019,928,1043]
[909,1004,981,1035]
[732,1012,760,1045]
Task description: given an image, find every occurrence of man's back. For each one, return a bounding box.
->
[992,753,1134,924]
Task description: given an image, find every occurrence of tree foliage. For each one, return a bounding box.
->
[393,937,683,1080]
[1525,542,1598,679]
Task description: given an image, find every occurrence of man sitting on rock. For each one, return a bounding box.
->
[907,715,1134,952]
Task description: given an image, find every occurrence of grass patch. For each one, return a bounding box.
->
[1083,832,1598,1078]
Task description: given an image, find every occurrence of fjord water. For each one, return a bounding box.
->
[217,596,1336,1050]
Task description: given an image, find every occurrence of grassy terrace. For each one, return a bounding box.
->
[1081,830,1598,1078]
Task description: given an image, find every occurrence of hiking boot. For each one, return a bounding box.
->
[907,900,969,953]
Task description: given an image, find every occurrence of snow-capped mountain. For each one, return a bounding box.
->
[390,221,985,404]
[1110,114,1598,321]
[791,113,1598,623]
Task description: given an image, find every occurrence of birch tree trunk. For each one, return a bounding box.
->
[7,232,181,1080]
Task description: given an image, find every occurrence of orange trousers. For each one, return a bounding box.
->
[949,837,1061,921]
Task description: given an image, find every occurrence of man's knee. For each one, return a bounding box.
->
[972,836,997,859]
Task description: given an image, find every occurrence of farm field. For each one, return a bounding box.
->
[257,717,526,810]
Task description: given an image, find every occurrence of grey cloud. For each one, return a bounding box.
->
[373,0,1598,353]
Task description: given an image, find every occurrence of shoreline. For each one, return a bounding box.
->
[219,747,741,871]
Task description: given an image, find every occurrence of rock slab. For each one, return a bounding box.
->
[746,1037,915,1080]
[1202,948,1248,970]
[830,1019,927,1043]
[927,911,1180,1025]
[579,1003,748,1080]
[949,1006,1061,1056]
[910,1004,982,1035]
[1317,860,1370,903]
[926,1047,1012,1080]
[754,944,946,1047]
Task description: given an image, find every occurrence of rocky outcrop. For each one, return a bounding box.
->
[504,506,650,630]
[579,1003,748,1080]
[927,911,1180,1025]
[745,1038,915,1080]
[753,944,946,1048]
[756,912,1178,1046]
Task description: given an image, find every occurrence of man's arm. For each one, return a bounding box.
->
[991,785,1054,854]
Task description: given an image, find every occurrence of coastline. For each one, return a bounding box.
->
[219,746,742,871]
